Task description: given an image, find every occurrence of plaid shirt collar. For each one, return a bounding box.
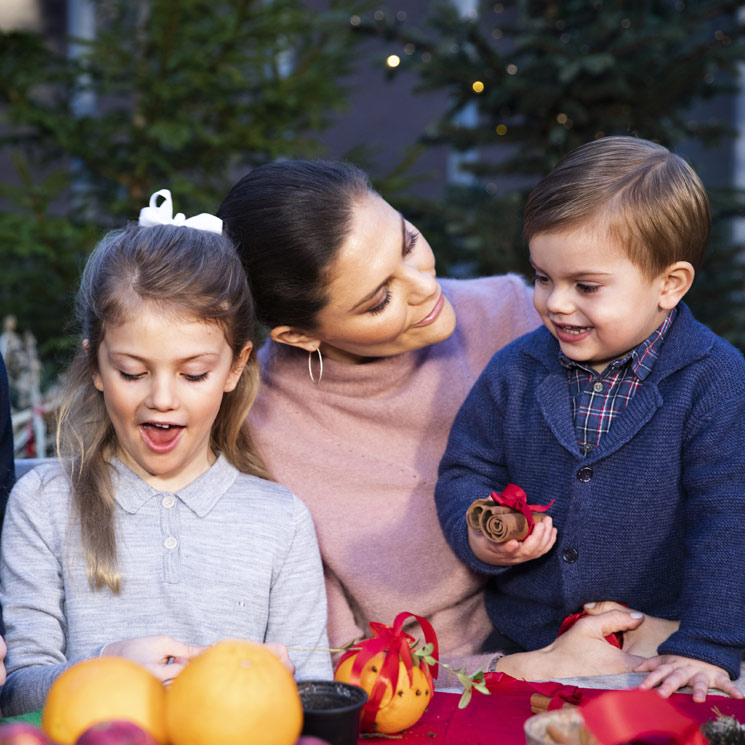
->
[558,306,678,379]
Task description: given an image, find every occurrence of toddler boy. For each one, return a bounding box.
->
[435,136,745,700]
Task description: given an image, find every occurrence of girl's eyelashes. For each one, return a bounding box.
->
[368,289,392,315]
[532,273,549,285]
[117,370,210,382]
[577,283,600,294]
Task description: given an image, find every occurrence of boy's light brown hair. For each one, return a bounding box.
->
[523,136,711,279]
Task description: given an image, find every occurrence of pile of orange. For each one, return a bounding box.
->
[42,657,168,744]
[42,641,303,745]
[166,640,302,745]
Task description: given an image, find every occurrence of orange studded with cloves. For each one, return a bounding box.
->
[335,652,431,734]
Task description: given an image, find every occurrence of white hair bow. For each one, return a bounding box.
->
[138,189,222,234]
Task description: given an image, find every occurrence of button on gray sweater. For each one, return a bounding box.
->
[0,455,332,715]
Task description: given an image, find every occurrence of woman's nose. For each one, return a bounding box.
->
[404,261,438,304]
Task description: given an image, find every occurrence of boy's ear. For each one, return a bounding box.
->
[269,325,322,354]
[658,261,695,310]
[224,342,253,393]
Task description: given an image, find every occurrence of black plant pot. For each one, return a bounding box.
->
[297,680,368,745]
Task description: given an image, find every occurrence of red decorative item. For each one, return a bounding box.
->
[485,672,583,711]
[556,610,624,649]
[334,611,439,732]
[488,484,554,538]
[581,689,709,745]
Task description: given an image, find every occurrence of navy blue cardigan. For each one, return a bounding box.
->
[435,303,745,678]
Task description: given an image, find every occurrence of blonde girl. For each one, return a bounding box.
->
[0,193,331,716]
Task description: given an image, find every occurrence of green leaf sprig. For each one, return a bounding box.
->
[411,641,491,709]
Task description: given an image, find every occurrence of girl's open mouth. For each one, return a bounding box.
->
[141,422,185,453]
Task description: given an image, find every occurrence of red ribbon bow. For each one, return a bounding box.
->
[485,671,582,709]
[488,483,555,538]
[336,611,439,732]
[581,689,709,745]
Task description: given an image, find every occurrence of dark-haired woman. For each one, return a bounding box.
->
[218,161,672,681]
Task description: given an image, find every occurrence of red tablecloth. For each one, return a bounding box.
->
[359,681,745,745]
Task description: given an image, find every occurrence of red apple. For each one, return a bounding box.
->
[74,721,158,745]
[0,722,52,745]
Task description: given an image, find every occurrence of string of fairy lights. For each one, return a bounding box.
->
[351,5,518,139]
[350,5,735,144]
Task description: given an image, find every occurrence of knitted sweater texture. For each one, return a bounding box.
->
[249,276,539,670]
[436,303,745,678]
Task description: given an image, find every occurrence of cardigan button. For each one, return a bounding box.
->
[577,466,593,482]
[562,547,579,563]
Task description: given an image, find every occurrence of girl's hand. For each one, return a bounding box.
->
[468,517,557,565]
[583,601,680,658]
[264,642,295,675]
[635,654,744,702]
[102,635,205,683]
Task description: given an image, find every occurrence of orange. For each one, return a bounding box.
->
[165,639,302,745]
[42,656,167,745]
[335,651,432,734]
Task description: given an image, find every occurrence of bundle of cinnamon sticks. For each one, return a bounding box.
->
[467,498,549,543]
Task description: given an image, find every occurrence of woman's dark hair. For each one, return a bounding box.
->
[217,160,373,330]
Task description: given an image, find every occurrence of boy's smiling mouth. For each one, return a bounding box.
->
[555,323,592,336]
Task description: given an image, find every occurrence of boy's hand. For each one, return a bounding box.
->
[635,654,743,702]
[468,516,556,565]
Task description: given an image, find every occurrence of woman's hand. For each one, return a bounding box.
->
[495,608,646,680]
[636,655,744,702]
[468,517,557,566]
[582,601,679,658]
[102,635,205,683]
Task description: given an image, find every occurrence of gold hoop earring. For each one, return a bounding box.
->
[308,348,323,385]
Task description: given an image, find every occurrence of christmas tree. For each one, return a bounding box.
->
[356,0,745,348]
[0,0,356,357]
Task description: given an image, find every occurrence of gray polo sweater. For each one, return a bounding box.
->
[0,455,332,715]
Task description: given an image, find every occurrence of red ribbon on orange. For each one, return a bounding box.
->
[581,689,709,745]
[336,611,439,732]
[488,483,555,538]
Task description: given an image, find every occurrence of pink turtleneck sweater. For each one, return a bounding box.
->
[249,275,539,676]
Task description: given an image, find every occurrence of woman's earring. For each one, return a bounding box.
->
[308,347,323,385]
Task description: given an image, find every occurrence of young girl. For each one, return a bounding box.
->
[0,192,332,716]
